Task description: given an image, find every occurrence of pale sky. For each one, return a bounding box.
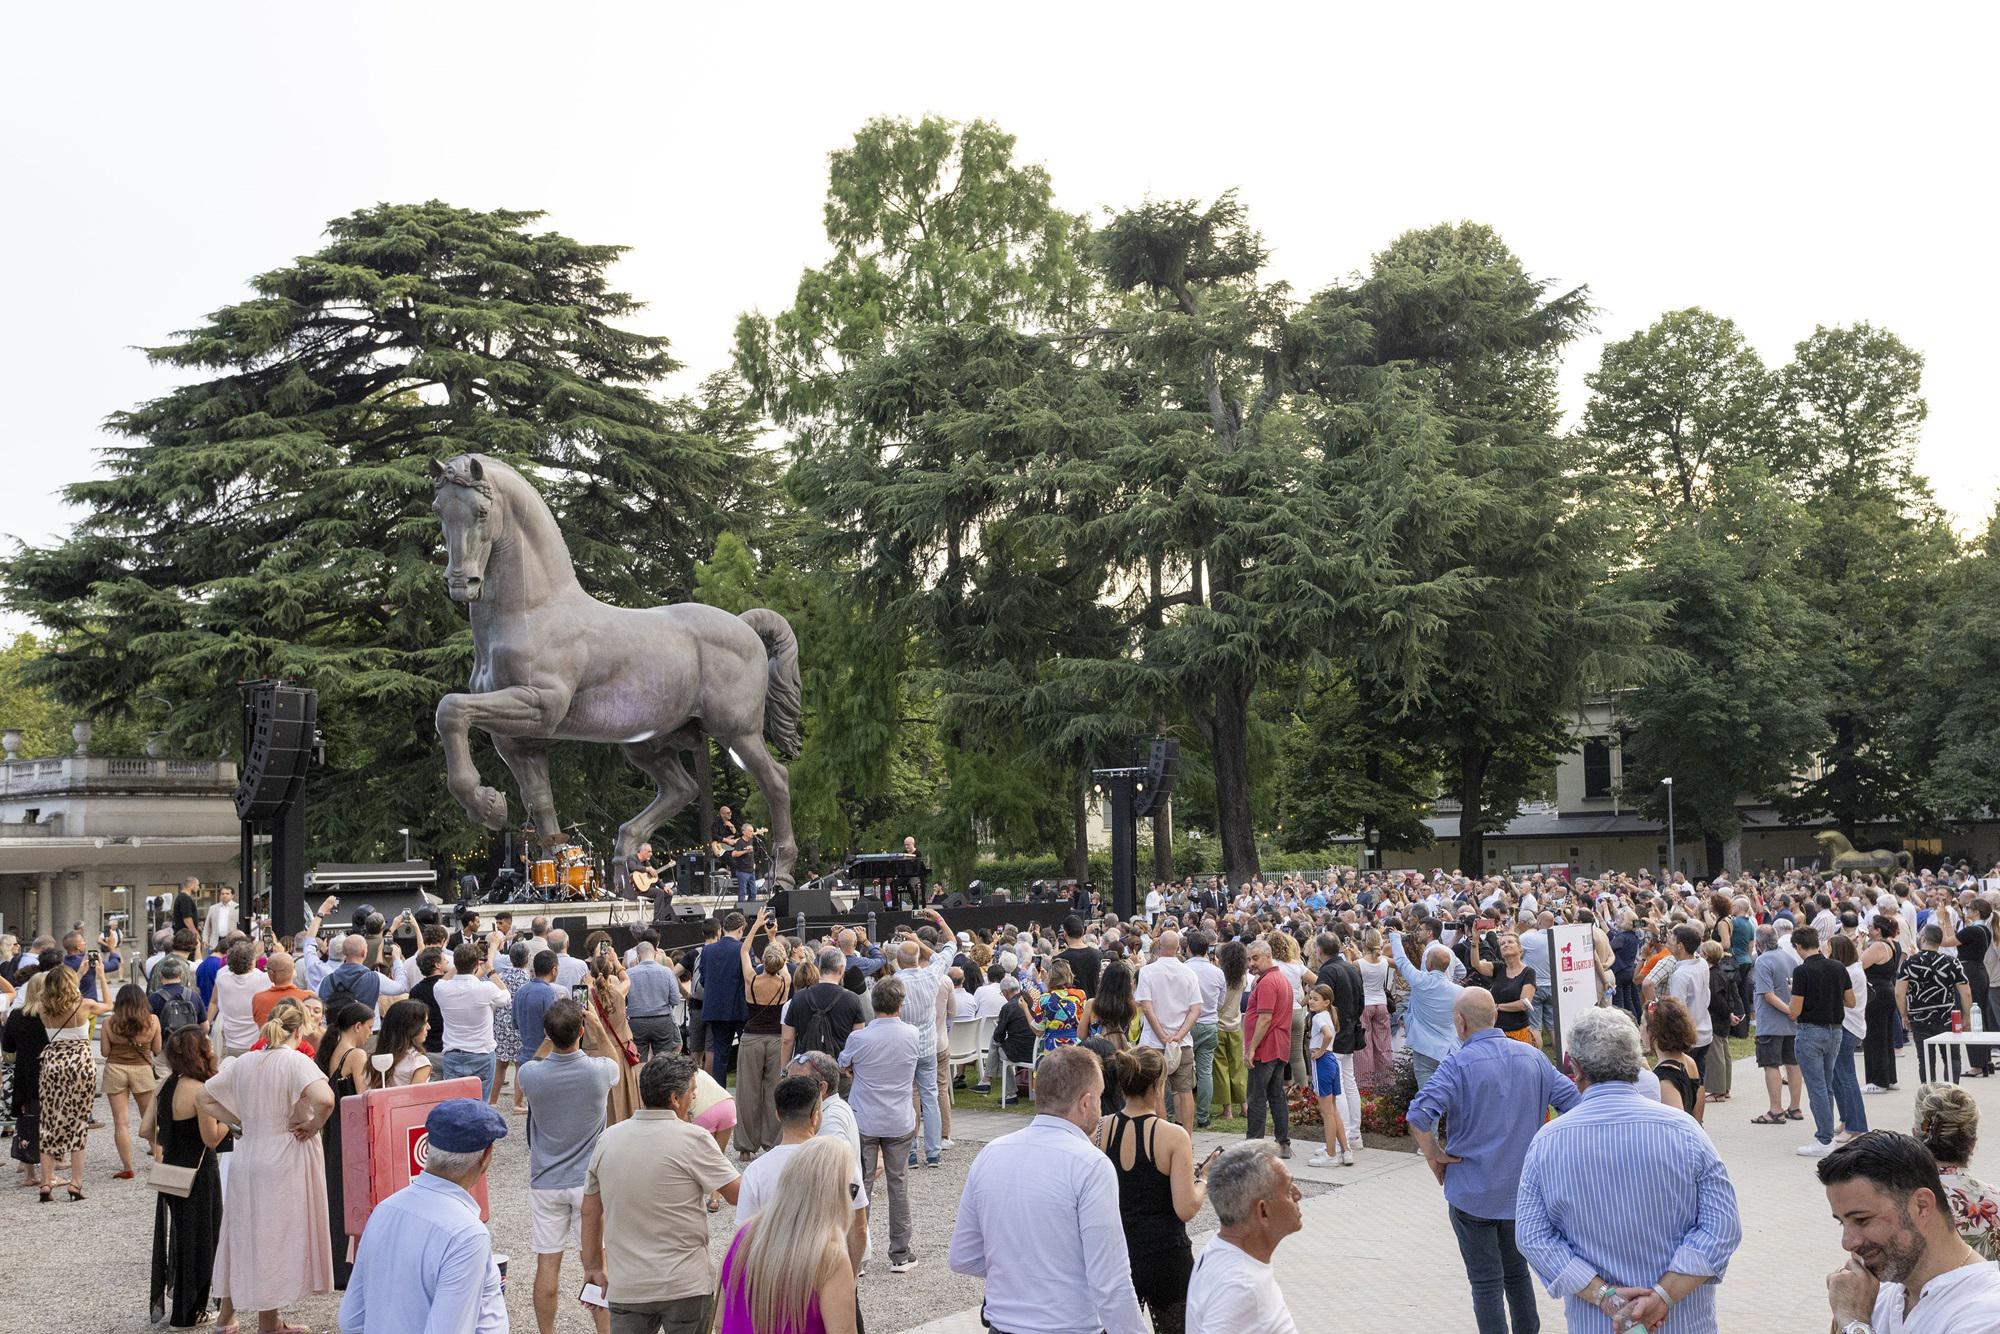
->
[6,1,1996,589]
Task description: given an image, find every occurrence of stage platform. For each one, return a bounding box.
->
[479,896,1078,955]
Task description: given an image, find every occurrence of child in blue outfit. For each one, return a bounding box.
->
[1307,984,1352,1166]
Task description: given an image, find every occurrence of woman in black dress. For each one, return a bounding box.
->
[316,1000,374,1289]
[1947,898,1996,1076]
[4,973,50,1186]
[142,1027,232,1330]
[1860,915,1902,1091]
[1648,996,1706,1124]
[1093,1047,1210,1334]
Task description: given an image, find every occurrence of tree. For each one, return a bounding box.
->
[738,116,1110,876]
[1904,505,2000,822]
[1582,308,1775,513]
[1304,224,1655,874]
[1772,324,1953,836]
[3,201,749,862]
[1615,472,1834,874]
[1274,664,1440,857]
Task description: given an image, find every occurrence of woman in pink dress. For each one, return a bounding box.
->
[717,1135,857,1334]
[198,998,336,1333]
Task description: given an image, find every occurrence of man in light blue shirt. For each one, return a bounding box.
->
[1408,989,1580,1334]
[839,975,924,1271]
[1517,1008,1741,1334]
[340,1098,509,1334]
[1748,925,1802,1121]
[1391,928,1465,1086]
[949,1045,1149,1334]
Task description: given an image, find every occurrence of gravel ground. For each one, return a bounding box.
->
[5,1097,1335,1333]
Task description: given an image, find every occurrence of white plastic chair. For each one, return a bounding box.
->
[998,1048,1039,1107]
[947,1016,990,1096]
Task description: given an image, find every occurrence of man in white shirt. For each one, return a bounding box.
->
[1144,884,1165,925]
[434,942,511,1100]
[1663,924,1715,1067]
[1135,930,1204,1129]
[949,1046,1148,1334]
[545,928,588,989]
[202,886,240,953]
[1187,1142,1302,1333]
[1821,1129,2000,1334]
[734,1076,867,1264]
[1186,932,1227,1129]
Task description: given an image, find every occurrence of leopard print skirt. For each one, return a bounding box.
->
[38,1038,95,1157]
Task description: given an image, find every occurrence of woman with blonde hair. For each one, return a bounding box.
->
[37,960,111,1201]
[1913,1081,2000,1260]
[1268,931,1310,1083]
[737,906,790,1155]
[717,1134,859,1334]
[199,998,336,1331]
[100,981,161,1178]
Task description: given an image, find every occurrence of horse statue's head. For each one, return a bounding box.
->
[1815,830,1853,853]
[430,455,498,602]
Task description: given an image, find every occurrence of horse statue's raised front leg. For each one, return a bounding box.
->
[612,732,701,896]
[435,684,569,831]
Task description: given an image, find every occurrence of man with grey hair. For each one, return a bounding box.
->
[1390,924,1465,1087]
[950,1045,1148,1334]
[624,940,681,1061]
[1186,1142,1302,1332]
[1517,1008,1741,1334]
[1136,928,1204,1128]
[782,944,866,1063]
[546,927,587,988]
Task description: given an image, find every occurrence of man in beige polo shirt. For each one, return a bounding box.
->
[582,1054,741,1333]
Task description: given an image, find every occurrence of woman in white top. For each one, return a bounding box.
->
[1269,933,1310,1085]
[1825,932,1870,1140]
[207,940,272,1057]
[368,999,433,1088]
[1350,930,1392,1090]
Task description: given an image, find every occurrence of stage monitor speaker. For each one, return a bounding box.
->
[942,892,969,910]
[235,683,317,821]
[672,900,709,920]
[854,896,887,916]
[553,915,588,953]
[769,886,836,919]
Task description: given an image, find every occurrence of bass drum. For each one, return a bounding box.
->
[563,861,592,894]
[528,859,558,889]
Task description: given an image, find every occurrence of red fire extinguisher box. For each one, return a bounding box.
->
[341,1076,491,1241]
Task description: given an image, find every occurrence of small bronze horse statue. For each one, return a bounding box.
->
[430,454,803,893]
[1815,830,1913,875]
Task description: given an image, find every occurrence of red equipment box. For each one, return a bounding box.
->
[340,1076,491,1242]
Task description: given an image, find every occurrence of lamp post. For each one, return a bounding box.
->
[398,827,411,861]
[1660,777,1676,876]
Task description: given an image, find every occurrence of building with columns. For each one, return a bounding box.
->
[0,734,241,944]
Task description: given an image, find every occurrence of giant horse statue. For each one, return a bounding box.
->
[1814,830,1914,875]
[429,454,802,893]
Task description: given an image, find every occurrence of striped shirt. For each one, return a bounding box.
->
[1516,1081,1741,1333]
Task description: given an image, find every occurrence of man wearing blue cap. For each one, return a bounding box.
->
[340,1098,509,1334]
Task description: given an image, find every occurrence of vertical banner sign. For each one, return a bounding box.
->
[1548,923,1602,1067]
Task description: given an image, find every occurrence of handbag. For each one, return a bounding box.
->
[148,1157,201,1197]
[594,993,641,1067]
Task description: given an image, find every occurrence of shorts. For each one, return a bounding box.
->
[693,1097,737,1135]
[1755,1034,1796,1068]
[530,1185,586,1253]
[1166,1045,1195,1095]
[1313,1052,1342,1098]
[102,1062,158,1097]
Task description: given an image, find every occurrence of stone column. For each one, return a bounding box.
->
[34,871,56,941]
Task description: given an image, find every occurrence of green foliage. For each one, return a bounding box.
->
[1775,323,1928,497]
[1274,666,1439,853]
[3,202,757,862]
[1583,308,1776,512]
[1615,471,1835,859]
[1905,506,2000,817]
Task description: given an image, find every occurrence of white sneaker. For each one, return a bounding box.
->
[1307,1151,1338,1167]
[1863,1083,1887,1094]
[1796,1141,1835,1157]
[1349,1135,1363,1150]
[1339,1150,1354,1166]
[938,1138,955,1151]
[888,1258,920,1274]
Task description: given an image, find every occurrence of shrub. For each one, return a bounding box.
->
[1359,1051,1417,1138]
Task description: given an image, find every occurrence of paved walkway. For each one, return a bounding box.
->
[909,1053,2000,1333]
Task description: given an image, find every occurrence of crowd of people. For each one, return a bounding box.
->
[3,861,2000,1332]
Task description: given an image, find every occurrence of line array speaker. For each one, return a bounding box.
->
[234,683,317,822]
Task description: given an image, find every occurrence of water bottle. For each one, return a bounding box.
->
[1599,1287,1652,1334]
[1975,1007,1987,1033]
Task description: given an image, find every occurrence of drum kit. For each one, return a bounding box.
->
[522,838,612,902]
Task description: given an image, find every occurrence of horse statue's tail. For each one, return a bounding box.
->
[740,608,803,760]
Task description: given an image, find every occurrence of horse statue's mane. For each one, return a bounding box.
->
[1815,831,1857,852]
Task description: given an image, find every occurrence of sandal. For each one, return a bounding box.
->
[1750,1111,1787,1125]
[1785,1108,1803,1121]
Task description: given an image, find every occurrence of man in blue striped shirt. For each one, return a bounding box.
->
[1517,1008,1741,1333]
[1408,988,1581,1334]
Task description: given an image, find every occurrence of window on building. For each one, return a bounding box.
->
[1582,738,1612,800]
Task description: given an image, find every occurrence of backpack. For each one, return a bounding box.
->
[794,989,844,1058]
[157,988,202,1037]
[323,967,365,1016]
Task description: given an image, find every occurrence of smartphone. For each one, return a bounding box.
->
[578,1282,609,1309]
[1196,1146,1223,1179]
